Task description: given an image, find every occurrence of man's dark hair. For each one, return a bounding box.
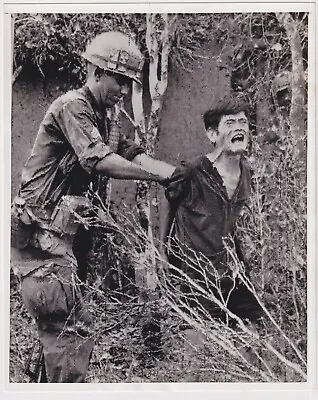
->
[203,98,249,130]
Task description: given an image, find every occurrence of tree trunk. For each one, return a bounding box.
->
[131,14,171,296]
[276,13,306,154]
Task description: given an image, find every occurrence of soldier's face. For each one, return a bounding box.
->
[216,111,249,154]
[100,73,132,107]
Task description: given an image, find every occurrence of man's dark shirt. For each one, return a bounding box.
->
[18,85,144,223]
[164,156,265,322]
[165,155,251,269]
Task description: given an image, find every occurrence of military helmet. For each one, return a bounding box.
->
[82,31,143,84]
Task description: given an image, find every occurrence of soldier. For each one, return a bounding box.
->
[11,31,175,383]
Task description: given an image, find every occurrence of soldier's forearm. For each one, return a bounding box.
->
[95,153,163,182]
[132,153,175,179]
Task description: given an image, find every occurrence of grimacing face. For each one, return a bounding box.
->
[216,111,249,154]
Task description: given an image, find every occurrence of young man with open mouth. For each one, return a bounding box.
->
[159,98,263,356]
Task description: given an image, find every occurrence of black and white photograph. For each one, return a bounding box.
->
[3,2,316,392]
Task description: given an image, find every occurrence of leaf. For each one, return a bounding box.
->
[100,352,110,361]
[295,254,305,267]
[271,42,283,51]
[287,263,300,273]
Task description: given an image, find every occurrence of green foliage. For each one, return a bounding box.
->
[238,132,307,351]
[13,13,307,81]
[10,12,308,383]
[13,13,145,84]
[13,12,308,130]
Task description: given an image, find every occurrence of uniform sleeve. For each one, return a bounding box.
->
[117,133,145,161]
[60,99,112,174]
[165,162,191,204]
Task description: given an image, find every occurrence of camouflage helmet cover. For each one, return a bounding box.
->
[82,31,143,84]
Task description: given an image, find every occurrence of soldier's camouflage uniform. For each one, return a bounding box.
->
[11,85,144,382]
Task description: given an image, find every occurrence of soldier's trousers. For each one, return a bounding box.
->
[20,259,94,383]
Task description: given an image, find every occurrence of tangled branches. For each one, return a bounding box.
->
[10,156,307,382]
[47,171,306,383]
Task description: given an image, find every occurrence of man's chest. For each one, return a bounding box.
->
[219,173,240,200]
[184,174,240,216]
[177,177,243,241]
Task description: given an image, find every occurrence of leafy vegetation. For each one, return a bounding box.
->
[10,12,308,383]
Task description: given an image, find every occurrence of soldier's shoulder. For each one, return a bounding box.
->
[50,88,88,111]
[60,88,88,105]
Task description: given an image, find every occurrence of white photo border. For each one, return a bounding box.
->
[1,1,316,399]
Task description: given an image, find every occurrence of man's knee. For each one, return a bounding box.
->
[21,264,92,327]
[21,264,94,383]
[21,265,74,320]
